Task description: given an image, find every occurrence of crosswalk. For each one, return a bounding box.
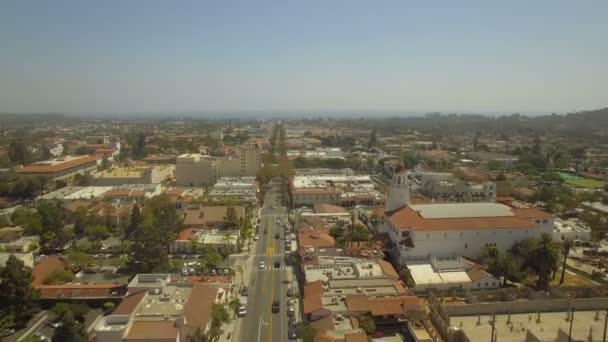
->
[253,266,290,272]
[253,252,284,257]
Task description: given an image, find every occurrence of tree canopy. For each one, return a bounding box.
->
[0,255,38,328]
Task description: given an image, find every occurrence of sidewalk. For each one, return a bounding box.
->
[219,238,257,342]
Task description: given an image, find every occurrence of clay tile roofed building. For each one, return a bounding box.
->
[369,297,405,317]
[123,320,178,342]
[113,290,147,315]
[345,295,370,312]
[37,283,126,300]
[182,284,219,336]
[313,203,347,214]
[17,155,100,174]
[32,256,68,286]
[304,280,324,298]
[182,206,245,229]
[376,259,400,279]
[344,331,368,342]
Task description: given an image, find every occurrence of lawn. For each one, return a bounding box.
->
[559,172,606,189]
[550,269,597,287]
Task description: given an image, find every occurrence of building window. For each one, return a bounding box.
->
[542,219,548,224]
[444,233,447,238]
[485,282,488,287]
[426,233,430,238]
[465,243,468,249]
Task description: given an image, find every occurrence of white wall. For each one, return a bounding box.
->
[378,216,554,265]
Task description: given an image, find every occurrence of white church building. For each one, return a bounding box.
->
[377,167,554,265]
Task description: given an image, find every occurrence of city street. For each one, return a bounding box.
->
[238,182,293,342]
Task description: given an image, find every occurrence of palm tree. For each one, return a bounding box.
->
[222,233,232,250]
[236,266,244,284]
[527,233,559,291]
[559,239,573,286]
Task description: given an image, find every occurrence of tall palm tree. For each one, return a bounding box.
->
[559,239,573,286]
[528,233,559,291]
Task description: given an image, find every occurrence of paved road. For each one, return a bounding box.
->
[239,183,292,342]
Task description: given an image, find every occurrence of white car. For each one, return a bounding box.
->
[259,261,265,270]
[237,305,247,317]
[181,268,188,276]
[254,235,259,241]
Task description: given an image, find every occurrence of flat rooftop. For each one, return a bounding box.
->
[133,286,192,319]
[410,203,514,219]
[95,167,150,178]
[452,311,606,342]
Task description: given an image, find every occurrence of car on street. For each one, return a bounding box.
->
[34,332,49,341]
[287,305,295,316]
[285,243,291,251]
[285,254,291,263]
[288,326,297,340]
[275,232,280,239]
[274,260,281,269]
[181,268,188,276]
[287,297,294,305]
[237,305,247,317]
[370,331,384,338]
[272,300,280,313]
[288,316,295,327]
[47,320,63,329]
[259,261,265,270]
[287,287,294,297]
[188,268,195,276]
[253,235,259,241]
[240,286,248,296]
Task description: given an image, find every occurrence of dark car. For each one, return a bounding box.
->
[288,316,295,327]
[264,228,268,234]
[285,254,292,264]
[240,286,249,296]
[288,326,297,340]
[275,232,280,239]
[274,260,281,269]
[272,300,280,313]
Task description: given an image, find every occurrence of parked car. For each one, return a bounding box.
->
[288,326,297,340]
[237,305,247,317]
[259,261,265,270]
[287,305,295,317]
[287,287,294,297]
[241,286,249,296]
[274,260,281,269]
[181,268,188,276]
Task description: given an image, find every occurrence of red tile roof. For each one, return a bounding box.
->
[32,256,68,286]
[124,321,178,342]
[17,155,100,174]
[37,284,126,299]
[114,290,146,315]
[386,205,552,231]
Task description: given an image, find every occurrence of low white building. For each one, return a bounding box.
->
[552,219,591,243]
[405,257,499,292]
[378,167,553,265]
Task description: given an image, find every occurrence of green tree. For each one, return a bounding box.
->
[358,313,376,334]
[126,203,142,238]
[208,304,231,340]
[51,311,87,342]
[44,268,74,285]
[84,225,110,251]
[368,129,377,148]
[223,207,238,229]
[146,194,181,241]
[37,202,69,250]
[559,239,573,286]
[132,132,147,160]
[127,223,171,274]
[99,156,110,170]
[8,140,30,165]
[12,207,43,236]
[294,322,317,342]
[527,233,559,291]
[0,255,38,328]
[67,250,94,268]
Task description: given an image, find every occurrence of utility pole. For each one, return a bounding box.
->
[568,308,575,342]
[491,313,496,342]
[603,310,608,342]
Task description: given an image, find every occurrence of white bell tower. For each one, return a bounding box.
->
[386,166,410,212]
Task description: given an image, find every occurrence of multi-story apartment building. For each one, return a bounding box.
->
[175,154,218,187]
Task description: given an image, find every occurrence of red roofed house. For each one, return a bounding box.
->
[377,166,554,266]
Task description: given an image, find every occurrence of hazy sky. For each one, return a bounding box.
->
[1,1,607,115]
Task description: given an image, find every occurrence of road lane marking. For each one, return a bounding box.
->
[269,260,276,342]
[257,318,263,342]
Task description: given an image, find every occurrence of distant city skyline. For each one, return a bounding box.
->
[1,0,607,115]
